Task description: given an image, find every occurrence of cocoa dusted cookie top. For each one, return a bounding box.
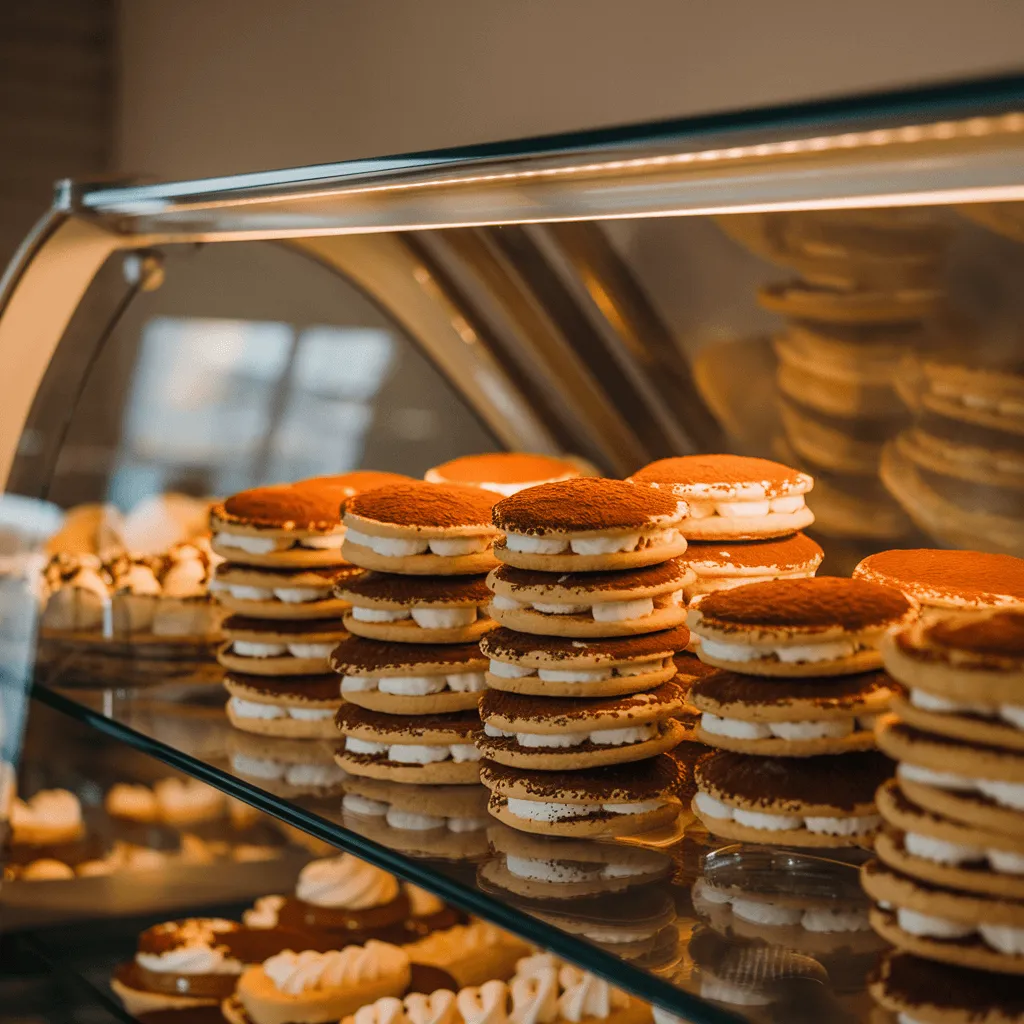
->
[330,636,486,674]
[479,680,685,724]
[337,571,491,605]
[480,753,684,800]
[684,533,823,572]
[480,625,691,663]
[490,558,691,594]
[336,703,481,737]
[492,478,685,535]
[344,482,498,530]
[224,672,342,701]
[691,668,893,709]
[630,455,813,499]
[925,608,1024,658]
[216,485,342,531]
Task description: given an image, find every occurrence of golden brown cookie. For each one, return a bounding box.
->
[218,615,348,675]
[212,564,358,620]
[425,453,582,496]
[758,280,945,324]
[224,672,342,739]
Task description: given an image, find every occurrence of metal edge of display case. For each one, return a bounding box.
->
[28,682,743,1024]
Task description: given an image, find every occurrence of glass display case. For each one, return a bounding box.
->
[3,73,1024,1024]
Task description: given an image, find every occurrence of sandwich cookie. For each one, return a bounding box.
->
[218,616,348,675]
[682,533,823,600]
[331,635,486,715]
[491,478,688,572]
[878,717,1024,839]
[862,859,1024,975]
[688,577,916,677]
[224,672,342,739]
[299,470,412,496]
[211,564,360,620]
[477,683,688,769]
[480,755,684,838]
[335,705,482,784]
[689,668,894,756]
[480,625,690,698]
[227,732,346,799]
[693,749,892,848]
[757,280,945,324]
[875,779,1024,900]
[870,950,1024,1024]
[854,548,1024,612]
[341,483,499,575]
[335,572,492,644]
[425,452,582,496]
[628,454,814,540]
[211,485,346,568]
[487,561,692,639]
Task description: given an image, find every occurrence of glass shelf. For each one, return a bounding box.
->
[30,667,884,1024]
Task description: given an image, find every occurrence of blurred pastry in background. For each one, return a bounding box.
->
[40,553,110,632]
[424,452,584,496]
[5,788,103,879]
[45,502,124,560]
[105,777,226,827]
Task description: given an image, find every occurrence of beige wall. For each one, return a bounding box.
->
[117,0,1024,179]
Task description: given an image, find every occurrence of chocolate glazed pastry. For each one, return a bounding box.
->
[271,889,411,943]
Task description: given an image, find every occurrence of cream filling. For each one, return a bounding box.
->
[492,592,681,622]
[487,657,668,682]
[214,529,345,553]
[909,688,1024,729]
[503,527,681,556]
[697,636,862,664]
[136,946,244,975]
[483,722,657,748]
[700,713,856,741]
[351,605,479,629]
[898,764,1024,811]
[904,831,1024,874]
[504,797,665,822]
[344,736,481,764]
[346,529,492,558]
[231,640,334,659]
[895,908,1024,954]
[229,697,335,722]
[504,855,648,884]
[694,790,880,834]
[685,495,806,520]
[931,383,1024,418]
[342,795,486,835]
[341,672,486,696]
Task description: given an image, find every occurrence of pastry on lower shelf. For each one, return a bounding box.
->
[401,919,531,988]
[222,940,410,1024]
[424,452,584,496]
[106,777,227,827]
[39,554,110,632]
[4,788,106,878]
[225,671,343,739]
[402,884,465,940]
[243,853,410,945]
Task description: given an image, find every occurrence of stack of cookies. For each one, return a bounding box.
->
[332,481,501,791]
[686,576,916,848]
[863,606,1024,997]
[479,477,695,838]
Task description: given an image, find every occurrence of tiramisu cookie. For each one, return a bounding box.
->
[855,548,1024,612]
[487,561,691,639]
[688,577,915,676]
[870,950,1024,1024]
[335,705,482,784]
[425,452,582,496]
[211,485,346,568]
[224,941,410,1024]
[223,672,342,739]
[227,732,346,799]
[875,780,1024,900]
[218,616,348,675]
[690,669,894,756]
[862,859,1024,975]
[341,483,499,575]
[480,755,684,838]
[478,683,687,769]
[682,534,823,600]
[757,280,945,324]
[299,470,412,496]
[628,455,814,540]
[492,478,688,571]
[693,749,891,848]
[336,572,492,644]
[480,625,689,698]
[331,635,486,714]
[211,564,359,620]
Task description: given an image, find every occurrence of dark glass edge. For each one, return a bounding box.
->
[29,683,742,1024]
[78,72,1024,208]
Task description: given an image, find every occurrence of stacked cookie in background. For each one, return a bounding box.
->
[479,478,694,837]
[863,606,1024,1003]
[333,481,501,793]
[424,451,586,496]
[685,576,916,848]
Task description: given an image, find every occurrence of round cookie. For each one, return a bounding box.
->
[870,950,1024,1024]
[227,731,346,798]
[491,478,688,571]
[218,615,348,675]
[690,668,893,756]
[341,482,499,575]
[892,693,1024,754]
[487,560,692,638]
[224,672,342,739]
[757,280,945,324]
[854,548,1024,611]
[211,485,347,568]
[628,454,814,540]
[425,452,582,496]
[212,564,358,620]
[478,682,687,769]
[693,749,891,848]
[682,533,823,600]
[480,625,689,697]
[331,635,486,715]
[336,571,492,644]
[480,756,684,838]
[687,577,916,677]
[335,705,482,785]
[862,859,1024,975]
